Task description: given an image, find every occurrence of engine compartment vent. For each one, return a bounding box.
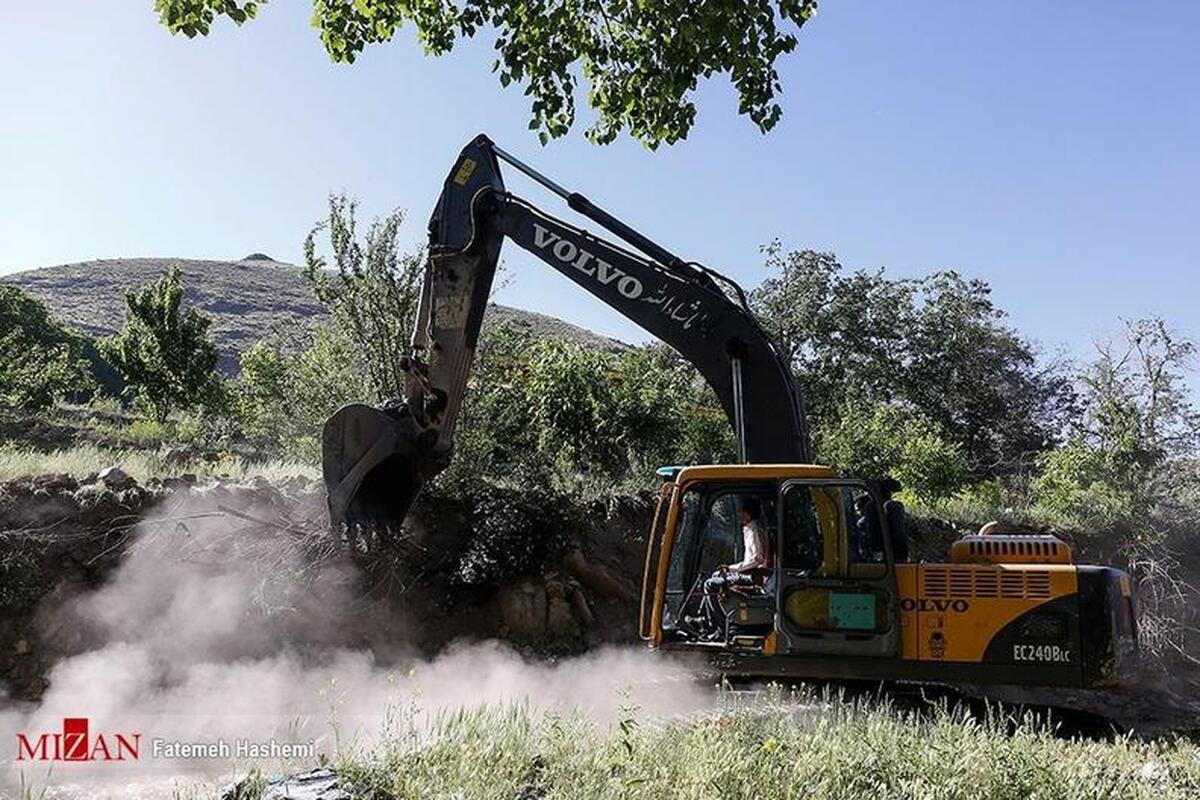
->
[949,534,1072,565]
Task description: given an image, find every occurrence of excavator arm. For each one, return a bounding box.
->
[322,134,810,529]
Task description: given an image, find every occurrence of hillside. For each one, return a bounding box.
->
[2,256,626,372]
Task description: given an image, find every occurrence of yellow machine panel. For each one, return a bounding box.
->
[897,564,1078,663]
[896,565,920,659]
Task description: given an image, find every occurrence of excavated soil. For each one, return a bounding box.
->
[0,470,649,702]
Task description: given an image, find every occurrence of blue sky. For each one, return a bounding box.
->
[1,2,1197,376]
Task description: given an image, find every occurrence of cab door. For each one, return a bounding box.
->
[639,481,675,642]
[773,479,899,658]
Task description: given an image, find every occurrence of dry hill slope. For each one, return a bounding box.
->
[2,256,626,372]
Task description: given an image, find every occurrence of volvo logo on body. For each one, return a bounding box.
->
[900,598,971,613]
[532,223,644,300]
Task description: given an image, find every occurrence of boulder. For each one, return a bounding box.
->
[97,465,136,491]
[567,584,594,628]
[562,548,636,601]
[71,482,114,510]
[545,596,578,637]
[498,579,548,639]
[164,444,198,466]
[543,578,579,637]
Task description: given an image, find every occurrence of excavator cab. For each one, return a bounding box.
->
[640,465,901,660]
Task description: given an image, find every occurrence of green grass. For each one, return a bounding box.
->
[323,692,1200,800]
[0,442,319,485]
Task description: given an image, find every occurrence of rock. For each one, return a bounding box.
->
[568,585,594,628]
[97,465,136,490]
[281,475,314,493]
[116,486,150,507]
[498,579,548,639]
[164,444,198,466]
[255,768,351,800]
[545,594,578,637]
[562,548,637,601]
[73,482,114,509]
[544,577,567,601]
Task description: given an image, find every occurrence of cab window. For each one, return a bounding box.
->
[662,484,776,627]
[780,483,889,578]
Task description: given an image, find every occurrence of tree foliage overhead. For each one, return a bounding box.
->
[101,266,224,422]
[0,286,95,411]
[154,0,819,147]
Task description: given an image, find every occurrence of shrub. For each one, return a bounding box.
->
[0,285,96,411]
[101,265,224,422]
[235,327,371,459]
[448,330,735,493]
[816,399,968,501]
[454,484,577,585]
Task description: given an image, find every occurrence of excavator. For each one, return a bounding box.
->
[321,135,1139,692]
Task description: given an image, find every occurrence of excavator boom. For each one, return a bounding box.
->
[323,135,809,529]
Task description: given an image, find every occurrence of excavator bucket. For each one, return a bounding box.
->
[321,402,440,531]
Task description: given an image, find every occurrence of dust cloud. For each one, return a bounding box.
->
[0,496,709,799]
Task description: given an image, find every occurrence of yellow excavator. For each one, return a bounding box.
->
[322,135,1139,691]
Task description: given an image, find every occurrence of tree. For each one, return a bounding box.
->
[154,0,819,148]
[1033,318,1199,542]
[302,194,423,403]
[902,271,1076,477]
[751,244,1076,476]
[1082,317,1198,460]
[0,286,95,411]
[751,246,910,425]
[448,325,734,490]
[101,266,224,422]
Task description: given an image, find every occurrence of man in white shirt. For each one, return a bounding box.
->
[694,498,771,638]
